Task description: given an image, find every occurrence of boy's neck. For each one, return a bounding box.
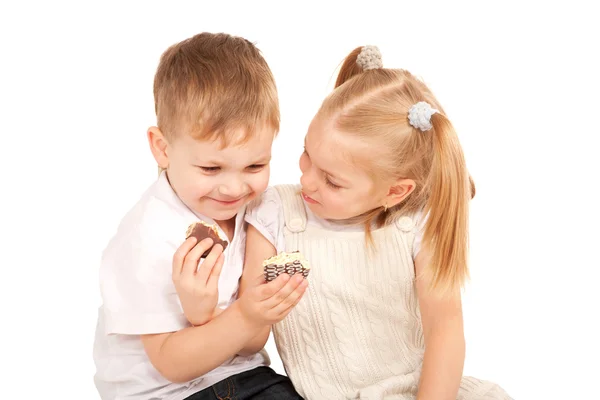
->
[215,217,236,242]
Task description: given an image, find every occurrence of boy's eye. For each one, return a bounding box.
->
[198,166,220,172]
[246,164,266,171]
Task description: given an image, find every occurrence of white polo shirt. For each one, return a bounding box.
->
[93,171,268,400]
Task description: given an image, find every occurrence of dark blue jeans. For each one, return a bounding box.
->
[185,366,302,400]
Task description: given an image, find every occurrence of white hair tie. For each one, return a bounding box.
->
[356,45,383,70]
[408,101,439,131]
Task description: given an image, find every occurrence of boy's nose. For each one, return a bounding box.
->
[218,178,247,198]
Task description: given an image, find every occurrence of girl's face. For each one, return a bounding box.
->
[299,116,390,221]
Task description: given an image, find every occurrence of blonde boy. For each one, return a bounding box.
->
[93,32,306,400]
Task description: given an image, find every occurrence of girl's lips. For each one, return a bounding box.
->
[301,192,318,204]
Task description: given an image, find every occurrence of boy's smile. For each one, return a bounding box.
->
[149,126,275,223]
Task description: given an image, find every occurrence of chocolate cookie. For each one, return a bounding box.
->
[185,221,229,258]
[263,251,310,282]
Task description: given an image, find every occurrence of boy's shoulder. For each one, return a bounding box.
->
[103,174,199,261]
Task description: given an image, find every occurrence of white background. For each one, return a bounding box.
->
[1,1,599,399]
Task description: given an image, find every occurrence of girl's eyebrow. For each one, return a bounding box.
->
[304,140,348,183]
[324,171,347,184]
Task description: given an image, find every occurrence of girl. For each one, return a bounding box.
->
[244,45,512,399]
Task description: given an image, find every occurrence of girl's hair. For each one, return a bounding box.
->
[320,46,475,294]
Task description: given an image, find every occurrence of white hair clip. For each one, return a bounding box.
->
[356,45,383,70]
[408,101,439,131]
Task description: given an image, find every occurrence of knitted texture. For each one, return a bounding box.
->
[271,184,512,400]
[356,45,383,70]
[408,101,439,132]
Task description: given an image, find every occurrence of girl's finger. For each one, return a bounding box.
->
[272,279,308,317]
[264,274,305,308]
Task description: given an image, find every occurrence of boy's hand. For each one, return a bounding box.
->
[172,237,224,326]
[237,273,308,327]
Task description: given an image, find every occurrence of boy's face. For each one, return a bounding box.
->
[151,127,274,222]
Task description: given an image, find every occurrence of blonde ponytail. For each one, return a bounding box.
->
[334,46,382,88]
[421,114,471,294]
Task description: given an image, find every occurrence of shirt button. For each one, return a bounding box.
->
[288,218,303,231]
[396,216,414,232]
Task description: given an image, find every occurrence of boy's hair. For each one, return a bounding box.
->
[321,46,475,295]
[153,32,279,145]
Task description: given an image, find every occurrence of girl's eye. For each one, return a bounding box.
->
[325,177,341,189]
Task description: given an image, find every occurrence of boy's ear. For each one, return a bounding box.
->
[147,127,169,169]
[384,178,416,208]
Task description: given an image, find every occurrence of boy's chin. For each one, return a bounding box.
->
[194,195,255,222]
[205,206,243,222]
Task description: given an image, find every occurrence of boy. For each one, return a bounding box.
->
[93,32,306,400]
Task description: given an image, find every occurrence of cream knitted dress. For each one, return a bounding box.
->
[250,184,512,400]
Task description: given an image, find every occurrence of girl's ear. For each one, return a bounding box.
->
[384,178,416,208]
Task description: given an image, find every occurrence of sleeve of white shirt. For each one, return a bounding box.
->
[244,187,284,250]
[100,206,189,335]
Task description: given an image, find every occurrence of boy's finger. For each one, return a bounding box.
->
[181,238,214,277]
[172,237,197,277]
[206,253,225,289]
[197,244,223,284]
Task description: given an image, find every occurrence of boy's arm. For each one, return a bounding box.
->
[141,269,306,383]
[141,301,261,383]
[236,224,278,356]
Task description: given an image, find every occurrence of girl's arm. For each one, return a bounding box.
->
[414,248,465,400]
[236,224,279,356]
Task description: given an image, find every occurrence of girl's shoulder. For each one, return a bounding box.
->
[245,187,286,248]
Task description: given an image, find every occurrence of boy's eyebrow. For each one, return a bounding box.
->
[196,155,271,166]
[248,156,271,164]
[195,160,221,165]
